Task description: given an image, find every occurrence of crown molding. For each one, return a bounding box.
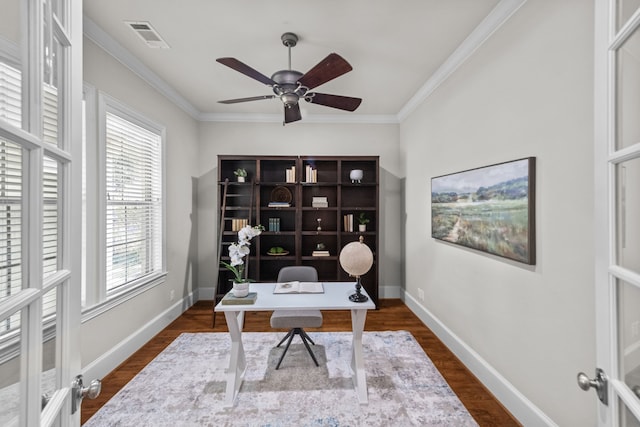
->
[83,16,201,120]
[397,0,527,122]
[197,112,399,124]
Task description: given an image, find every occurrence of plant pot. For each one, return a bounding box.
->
[359,224,367,232]
[232,282,249,297]
[237,176,245,183]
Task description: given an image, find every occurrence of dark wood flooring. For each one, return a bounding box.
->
[81,299,520,426]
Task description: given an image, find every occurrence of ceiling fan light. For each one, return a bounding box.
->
[281,93,299,107]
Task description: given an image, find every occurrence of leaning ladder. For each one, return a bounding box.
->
[213,178,255,327]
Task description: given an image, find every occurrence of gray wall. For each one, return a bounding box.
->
[399,1,595,425]
[81,38,200,367]
[195,121,403,299]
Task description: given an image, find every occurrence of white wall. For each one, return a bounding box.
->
[400,1,595,425]
[81,38,200,369]
[196,121,403,298]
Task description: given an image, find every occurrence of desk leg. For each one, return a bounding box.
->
[223,311,246,407]
[350,308,368,404]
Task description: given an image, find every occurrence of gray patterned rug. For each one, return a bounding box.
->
[83,331,477,427]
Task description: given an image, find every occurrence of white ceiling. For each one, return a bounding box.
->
[83,0,505,122]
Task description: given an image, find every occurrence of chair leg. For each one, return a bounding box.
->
[299,332,320,367]
[276,329,294,348]
[300,329,316,345]
[275,330,296,370]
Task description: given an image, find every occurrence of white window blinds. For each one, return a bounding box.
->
[105,112,162,292]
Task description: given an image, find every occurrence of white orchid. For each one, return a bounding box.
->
[221,225,263,282]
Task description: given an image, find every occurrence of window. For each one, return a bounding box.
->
[93,94,165,305]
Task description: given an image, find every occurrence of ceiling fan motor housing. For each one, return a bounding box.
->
[271,69,307,106]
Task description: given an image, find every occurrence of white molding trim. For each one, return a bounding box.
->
[197,112,399,124]
[379,284,402,299]
[397,0,527,122]
[197,286,215,301]
[83,16,201,120]
[402,290,557,427]
[81,292,193,381]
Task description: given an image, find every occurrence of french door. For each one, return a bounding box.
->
[0,0,83,426]
[591,0,640,425]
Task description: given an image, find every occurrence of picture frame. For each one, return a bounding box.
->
[431,157,536,265]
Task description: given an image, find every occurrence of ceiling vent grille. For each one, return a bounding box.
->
[125,21,170,49]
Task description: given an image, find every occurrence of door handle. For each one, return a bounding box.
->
[577,368,608,405]
[71,374,102,414]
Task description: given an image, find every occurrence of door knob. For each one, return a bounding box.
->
[71,374,102,414]
[577,368,608,405]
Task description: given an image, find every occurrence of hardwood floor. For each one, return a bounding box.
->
[81,299,521,426]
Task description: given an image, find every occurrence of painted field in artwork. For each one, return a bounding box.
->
[431,158,534,264]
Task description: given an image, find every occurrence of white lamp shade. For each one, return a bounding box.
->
[339,239,373,277]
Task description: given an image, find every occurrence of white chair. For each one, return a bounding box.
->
[271,266,323,369]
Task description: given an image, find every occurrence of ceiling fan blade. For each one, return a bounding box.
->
[218,95,276,104]
[216,57,276,86]
[298,53,353,90]
[306,93,362,112]
[284,104,302,124]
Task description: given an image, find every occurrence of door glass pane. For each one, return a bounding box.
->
[0,316,21,425]
[0,0,22,128]
[619,398,640,427]
[617,0,640,31]
[618,280,640,390]
[43,157,59,279]
[41,287,57,407]
[616,26,640,150]
[617,157,640,273]
[43,32,64,148]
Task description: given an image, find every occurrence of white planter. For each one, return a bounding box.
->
[237,176,245,183]
[359,224,367,232]
[232,282,249,297]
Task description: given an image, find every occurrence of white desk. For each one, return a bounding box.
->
[214,281,376,407]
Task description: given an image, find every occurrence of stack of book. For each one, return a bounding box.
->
[268,217,281,232]
[343,214,354,232]
[285,166,296,183]
[312,196,328,208]
[312,250,330,257]
[268,201,290,208]
[231,218,249,231]
[305,165,318,183]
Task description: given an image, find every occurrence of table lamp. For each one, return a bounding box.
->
[339,236,374,302]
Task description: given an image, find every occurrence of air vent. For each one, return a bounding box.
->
[125,21,170,49]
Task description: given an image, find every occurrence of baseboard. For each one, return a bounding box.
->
[197,286,215,300]
[402,291,557,427]
[82,293,194,381]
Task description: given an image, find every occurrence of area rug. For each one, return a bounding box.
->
[83,331,477,427]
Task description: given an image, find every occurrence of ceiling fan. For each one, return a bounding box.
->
[216,32,362,125]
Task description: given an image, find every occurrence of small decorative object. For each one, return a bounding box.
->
[339,236,374,302]
[234,168,248,182]
[350,169,363,183]
[316,242,326,250]
[316,218,322,231]
[357,212,369,232]
[220,224,264,297]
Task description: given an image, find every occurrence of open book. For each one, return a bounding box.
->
[273,281,324,294]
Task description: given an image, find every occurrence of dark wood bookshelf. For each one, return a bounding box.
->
[217,155,379,304]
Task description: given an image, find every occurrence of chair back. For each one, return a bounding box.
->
[277,266,318,282]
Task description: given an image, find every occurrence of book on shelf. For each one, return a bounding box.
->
[343,214,354,232]
[268,202,290,208]
[221,291,258,305]
[273,281,324,294]
[312,250,330,257]
[305,165,318,183]
[268,217,281,232]
[312,196,328,208]
[231,218,249,231]
[285,166,296,183]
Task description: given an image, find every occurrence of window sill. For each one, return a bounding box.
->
[81,271,167,323]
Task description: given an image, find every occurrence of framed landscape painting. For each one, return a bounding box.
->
[431,157,536,265]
